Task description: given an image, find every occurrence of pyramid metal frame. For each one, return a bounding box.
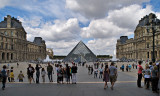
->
[63,41,97,62]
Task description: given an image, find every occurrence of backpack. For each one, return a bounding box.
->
[1,70,7,77]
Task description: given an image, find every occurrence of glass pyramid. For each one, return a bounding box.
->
[63,41,97,62]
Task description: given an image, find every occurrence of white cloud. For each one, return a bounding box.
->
[66,0,150,19]
[18,17,81,42]
[81,4,160,58]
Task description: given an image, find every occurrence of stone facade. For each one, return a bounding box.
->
[116,13,160,61]
[0,15,46,63]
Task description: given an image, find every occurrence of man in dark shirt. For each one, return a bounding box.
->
[72,63,78,84]
[47,63,53,82]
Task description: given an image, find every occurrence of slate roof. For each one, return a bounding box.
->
[0,17,23,28]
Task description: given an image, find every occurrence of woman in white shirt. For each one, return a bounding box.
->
[41,68,46,83]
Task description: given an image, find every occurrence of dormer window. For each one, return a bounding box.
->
[11,31,13,36]
[5,31,7,36]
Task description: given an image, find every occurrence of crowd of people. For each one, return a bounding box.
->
[0,61,159,93]
[87,62,118,90]
[120,63,136,72]
[0,62,78,90]
[137,61,159,93]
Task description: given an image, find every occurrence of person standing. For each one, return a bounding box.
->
[17,71,25,82]
[94,67,98,78]
[66,64,71,84]
[109,62,117,90]
[10,70,14,82]
[99,67,103,79]
[72,63,78,84]
[142,64,151,89]
[7,70,10,82]
[1,65,7,90]
[121,64,124,72]
[128,64,132,72]
[103,65,109,89]
[137,61,143,88]
[88,65,91,75]
[27,64,35,84]
[151,66,159,93]
[132,63,135,69]
[35,64,42,84]
[126,64,128,72]
[41,68,46,83]
[17,63,19,68]
[57,65,63,84]
[47,63,53,82]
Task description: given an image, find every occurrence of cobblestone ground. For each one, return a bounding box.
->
[0,62,159,96]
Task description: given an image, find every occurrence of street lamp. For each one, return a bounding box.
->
[146,16,159,63]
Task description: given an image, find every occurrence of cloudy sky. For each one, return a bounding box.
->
[0,0,160,58]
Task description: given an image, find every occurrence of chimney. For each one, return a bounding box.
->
[7,15,11,28]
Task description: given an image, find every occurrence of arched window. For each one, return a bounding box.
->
[7,53,9,60]
[11,53,13,60]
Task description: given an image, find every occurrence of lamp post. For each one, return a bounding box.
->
[146,17,158,63]
[152,23,155,63]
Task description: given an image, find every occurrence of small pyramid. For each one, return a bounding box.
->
[63,41,97,62]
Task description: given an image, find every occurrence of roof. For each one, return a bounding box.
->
[0,16,23,28]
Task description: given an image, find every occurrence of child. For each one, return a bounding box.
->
[142,64,151,89]
[41,68,46,83]
[17,71,24,82]
[10,70,14,82]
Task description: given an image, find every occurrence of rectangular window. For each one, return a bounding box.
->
[5,43,8,49]
[147,52,149,58]
[1,42,3,49]
[147,43,149,48]
[11,44,14,50]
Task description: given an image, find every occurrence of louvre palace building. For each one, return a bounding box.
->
[0,15,46,63]
[116,13,160,61]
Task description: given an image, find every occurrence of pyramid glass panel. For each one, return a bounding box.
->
[63,41,97,62]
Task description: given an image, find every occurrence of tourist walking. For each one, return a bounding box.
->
[103,65,109,89]
[137,61,143,88]
[1,65,7,90]
[121,64,124,72]
[91,66,93,74]
[99,67,103,78]
[142,64,151,89]
[41,68,46,83]
[35,64,42,84]
[47,63,53,82]
[128,64,132,72]
[17,71,24,82]
[151,66,159,93]
[27,64,35,84]
[109,62,117,90]
[72,63,78,84]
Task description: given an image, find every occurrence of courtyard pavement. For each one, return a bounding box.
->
[0,62,159,96]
